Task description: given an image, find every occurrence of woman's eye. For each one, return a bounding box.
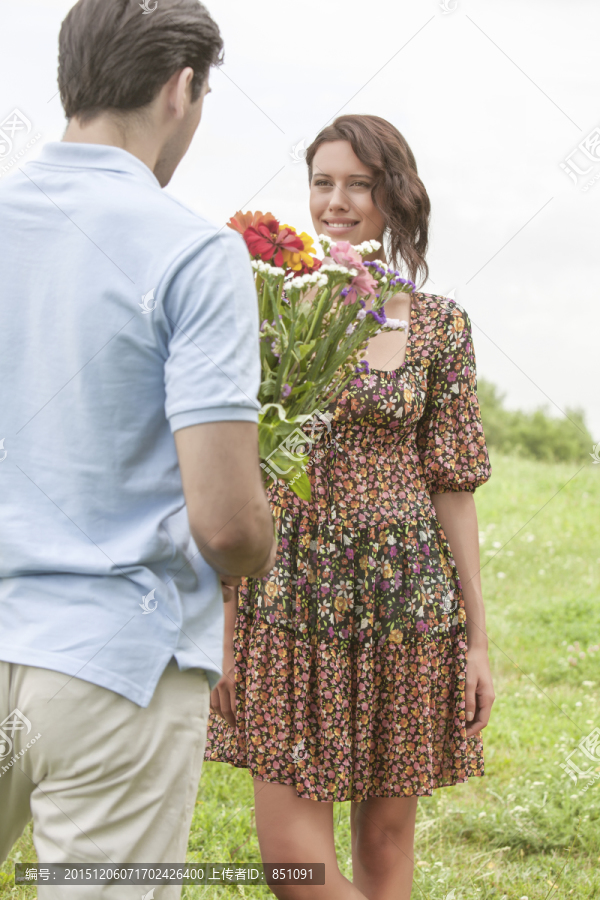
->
[313,180,370,188]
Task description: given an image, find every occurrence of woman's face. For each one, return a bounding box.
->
[309,140,386,248]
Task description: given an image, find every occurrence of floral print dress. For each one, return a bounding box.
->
[204,293,491,802]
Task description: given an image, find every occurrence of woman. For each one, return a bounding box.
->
[205,114,495,900]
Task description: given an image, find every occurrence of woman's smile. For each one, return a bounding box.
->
[320,216,360,237]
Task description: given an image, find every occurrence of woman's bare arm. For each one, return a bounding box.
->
[431,491,495,737]
[210,585,238,726]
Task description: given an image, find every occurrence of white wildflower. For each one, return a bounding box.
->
[319,263,351,275]
[251,259,285,277]
[287,270,328,291]
[353,239,381,255]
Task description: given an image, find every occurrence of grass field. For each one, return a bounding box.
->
[2,453,599,899]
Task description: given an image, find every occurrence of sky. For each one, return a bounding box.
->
[1,0,599,440]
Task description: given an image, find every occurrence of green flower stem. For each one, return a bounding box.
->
[273,319,296,402]
[304,284,333,343]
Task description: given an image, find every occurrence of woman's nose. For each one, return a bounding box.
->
[328,183,350,211]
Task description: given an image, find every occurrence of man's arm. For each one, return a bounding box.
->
[175,420,275,578]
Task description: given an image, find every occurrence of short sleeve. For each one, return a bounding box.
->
[163,229,261,432]
[416,305,491,493]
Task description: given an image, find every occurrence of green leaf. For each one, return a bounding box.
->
[287,470,312,501]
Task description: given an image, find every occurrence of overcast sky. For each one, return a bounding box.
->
[2,0,599,439]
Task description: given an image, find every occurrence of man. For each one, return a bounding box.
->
[0,0,275,893]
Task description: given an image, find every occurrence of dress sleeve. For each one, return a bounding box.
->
[416,304,491,493]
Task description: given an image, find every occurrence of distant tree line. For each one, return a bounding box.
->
[477,379,593,463]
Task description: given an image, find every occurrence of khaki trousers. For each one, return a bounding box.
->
[0,660,210,899]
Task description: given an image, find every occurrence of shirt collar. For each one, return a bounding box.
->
[32,141,161,188]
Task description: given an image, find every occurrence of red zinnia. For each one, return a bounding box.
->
[243,223,304,268]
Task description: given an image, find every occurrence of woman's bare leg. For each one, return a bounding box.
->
[253,779,368,900]
[351,795,418,900]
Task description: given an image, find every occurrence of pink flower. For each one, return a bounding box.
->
[347,267,378,302]
[328,241,363,268]
[325,242,378,303]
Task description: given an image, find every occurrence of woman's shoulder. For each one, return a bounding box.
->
[412,291,473,343]
[411,292,474,361]
[413,291,471,325]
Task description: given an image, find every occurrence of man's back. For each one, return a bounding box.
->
[0,142,260,705]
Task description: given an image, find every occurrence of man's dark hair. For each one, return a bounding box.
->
[58,0,224,123]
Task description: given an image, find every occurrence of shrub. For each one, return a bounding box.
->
[477,379,593,463]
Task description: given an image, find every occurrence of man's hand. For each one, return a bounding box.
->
[465,644,495,737]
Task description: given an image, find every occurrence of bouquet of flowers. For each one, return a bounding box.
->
[228,210,415,499]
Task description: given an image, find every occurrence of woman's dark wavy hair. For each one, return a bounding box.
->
[305,115,430,288]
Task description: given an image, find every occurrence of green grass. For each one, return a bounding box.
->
[2,454,599,899]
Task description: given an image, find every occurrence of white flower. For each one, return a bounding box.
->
[385,318,408,330]
[251,259,285,277]
[346,323,355,334]
[356,309,367,320]
[353,239,381,256]
[287,271,328,290]
[319,263,351,275]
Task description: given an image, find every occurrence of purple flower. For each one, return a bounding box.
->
[447,371,457,382]
[416,620,429,633]
[282,384,292,399]
[355,360,370,374]
[366,308,386,325]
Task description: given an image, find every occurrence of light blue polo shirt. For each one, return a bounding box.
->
[0,142,260,706]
